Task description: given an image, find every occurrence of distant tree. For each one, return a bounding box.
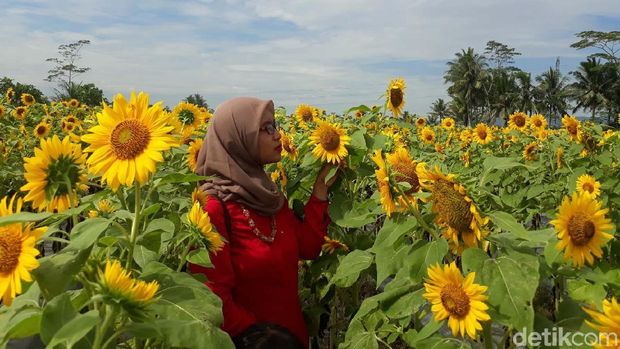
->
[429,98,449,123]
[534,59,570,124]
[0,77,49,104]
[444,48,488,126]
[484,40,522,69]
[569,58,611,121]
[514,71,536,115]
[184,93,209,109]
[56,82,108,107]
[45,40,92,98]
[571,31,620,64]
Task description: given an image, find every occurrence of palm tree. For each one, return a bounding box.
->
[184,93,209,109]
[534,60,570,125]
[444,48,488,126]
[487,70,519,125]
[429,98,449,124]
[570,58,611,121]
[515,71,536,115]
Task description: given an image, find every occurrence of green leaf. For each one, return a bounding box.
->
[40,293,77,344]
[45,310,99,349]
[324,166,338,184]
[407,239,449,282]
[128,319,234,349]
[0,212,53,226]
[187,248,213,268]
[4,308,41,340]
[375,244,410,287]
[65,218,110,252]
[32,248,91,300]
[567,278,606,305]
[332,250,374,288]
[341,331,378,349]
[480,250,539,331]
[371,215,418,252]
[133,244,159,269]
[544,237,563,267]
[462,248,489,275]
[145,218,176,234]
[402,319,443,347]
[489,211,550,243]
[349,129,368,151]
[157,173,210,185]
[329,193,378,228]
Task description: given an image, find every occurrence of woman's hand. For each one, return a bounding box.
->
[312,160,346,201]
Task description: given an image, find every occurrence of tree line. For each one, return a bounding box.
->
[429,31,620,127]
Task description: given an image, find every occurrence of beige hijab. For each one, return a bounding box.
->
[196,97,284,216]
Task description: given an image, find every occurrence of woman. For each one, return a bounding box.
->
[189,97,341,348]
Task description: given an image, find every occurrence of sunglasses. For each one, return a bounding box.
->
[259,120,279,135]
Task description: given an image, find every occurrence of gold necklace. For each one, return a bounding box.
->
[241,206,277,243]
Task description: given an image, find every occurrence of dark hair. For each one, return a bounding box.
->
[233,323,304,349]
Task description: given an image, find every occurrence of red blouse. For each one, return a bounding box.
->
[188,194,331,348]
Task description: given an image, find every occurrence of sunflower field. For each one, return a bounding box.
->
[0,79,619,349]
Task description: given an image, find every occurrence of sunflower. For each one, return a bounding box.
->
[420,126,436,144]
[0,105,6,118]
[420,167,488,252]
[415,118,427,129]
[33,122,50,138]
[556,147,564,168]
[459,129,472,145]
[192,187,208,207]
[100,260,159,306]
[187,138,203,172]
[472,123,492,145]
[309,120,350,164]
[372,150,397,217]
[20,93,35,106]
[386,147,423,210]
[12,106,28,120]
[386,78,406,117]
[576,174,601,198]
[68,99,80,108]
[354,110,364,118]
[62,121,76,134]
[96,199,117,214]
[322,236,349,254]
[423,262,490,339]
[21,136,88,213]
[81,91,178,191]
[551,192,614,268]
[535,129,549,141]
[5,88,15,102]
[562,115,581,141]
[508,112,529,131]
[171,102,207,140]
[583,298,620,348]
[188,201,225,253]
[523,142,538,161]
[279,130,298,160]
[0,194,46,306]
[441,117,456,130]
[270,162,288,189]
[295,104,318,128]
[529,114,547,130]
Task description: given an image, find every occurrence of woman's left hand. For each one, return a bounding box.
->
[312,160,346,200]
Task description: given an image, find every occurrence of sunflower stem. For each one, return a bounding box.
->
[393,185,439,240]
[177,241,193,272]
[482,321,493,349]
[126,184,142,270]
[93,304,116,349]
[63,175,78,227]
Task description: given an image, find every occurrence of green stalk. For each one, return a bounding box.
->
[393,185,439,240]
[63,175,79,227]
[125,183,142,270]
[177,241,193,272]
[93,305,116,349]
[482,322,493,349]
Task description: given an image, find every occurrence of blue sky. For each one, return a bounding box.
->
[1,0,619,115]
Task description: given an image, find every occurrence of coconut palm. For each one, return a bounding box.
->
[534,61,570,125]
[444,48,488,126]
[570,58,611,121]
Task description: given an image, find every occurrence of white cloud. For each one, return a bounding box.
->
[0,0,619,114]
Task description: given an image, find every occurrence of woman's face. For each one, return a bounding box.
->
[258,111,282,165]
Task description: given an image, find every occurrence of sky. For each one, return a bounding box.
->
[1,0,619,115]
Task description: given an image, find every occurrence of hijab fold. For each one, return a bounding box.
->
[196,97,284,216]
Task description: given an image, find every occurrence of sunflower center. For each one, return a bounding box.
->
[477,129,487,140]
[534,119,542,127]
[582,183,595,193]
[432,179,473,233]
[567,213,596,246]
[567,124,578,136]
[46,155,82,198]
[301,109,314,122]
[17,108,26,117]
[514,115,526,127]
[25,95,34,104]
[36,125,47,136]
[179,110,195,125]
[391,162,420,194]
[110,120,151,160]
[440,283,470,318]
[390,88,403,108]
[319,128,340,151]
[0,228,22,273]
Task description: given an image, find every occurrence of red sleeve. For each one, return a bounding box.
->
[292,194,332,260]
[187,197,256,337]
